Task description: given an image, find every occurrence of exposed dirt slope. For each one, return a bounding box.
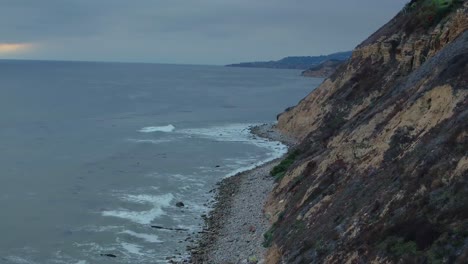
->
[268,1,468,263]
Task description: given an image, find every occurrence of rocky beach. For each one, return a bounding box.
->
[171,124,297,264]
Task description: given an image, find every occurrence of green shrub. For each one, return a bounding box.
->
[262,228,275,248]
[293,220,306,232]
[248,255,258,263]
[277,211,286,222]
[391,240,418,256]
[314,239,332,256]
[427,228,468,263]
[404,0,463,29]
[270,150,300,181]
[404,1,418,13]
[378,236,419,256]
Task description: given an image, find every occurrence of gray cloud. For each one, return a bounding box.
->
[0,0,408,64]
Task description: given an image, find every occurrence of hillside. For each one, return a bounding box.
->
[266,0,467,263]
[301,59,345,78]
[226,51,352,70]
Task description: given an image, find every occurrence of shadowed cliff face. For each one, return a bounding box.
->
[268,1,467,263]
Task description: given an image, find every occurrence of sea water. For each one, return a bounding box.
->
[0,60,321,263]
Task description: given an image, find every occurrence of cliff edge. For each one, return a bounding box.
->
[301,59,346,78]
[267,1,467,263]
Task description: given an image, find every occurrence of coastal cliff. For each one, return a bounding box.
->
[301,60,346,78]
[267,1,467,263]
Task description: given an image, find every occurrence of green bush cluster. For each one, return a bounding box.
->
[427,229,467,263]
[378,236,419,257]
[270,150,301,181]
[262,228,275,248]
[405,0,463,28]
[390,240,419,256]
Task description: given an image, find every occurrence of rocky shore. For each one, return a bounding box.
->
[250,123,298,147]
[174,124,295,264]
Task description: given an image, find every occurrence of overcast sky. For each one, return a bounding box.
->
[0,0,407,65]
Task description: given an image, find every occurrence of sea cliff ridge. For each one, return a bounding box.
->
[189,1,467,263]
[269,0,467,263]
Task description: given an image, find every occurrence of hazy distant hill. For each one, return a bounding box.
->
[226,51,352,70]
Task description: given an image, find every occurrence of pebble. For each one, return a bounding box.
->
[187,124,297,263]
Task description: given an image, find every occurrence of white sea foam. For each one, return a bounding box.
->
[119,230,162,243]
[76,225,123,232]
[73,242,117,260]
[102,209,164,225]
[177,123,252,142]
[127,138,173,144]
[120,242,145,256]
[171,173,204,183]
[3,256,38,264]
[76,241,155,262]
[176,224,198,232]
[177,123,288,177]
[225,157,275,177]
[102,193,173,225]
[50,251,89,264]
[73,242,115,252]
[228,148,286,176]
[138,125,175,133]
[122,193,174,205]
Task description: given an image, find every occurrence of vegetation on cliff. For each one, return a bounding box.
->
[270,150,301,182]
[266,1,467,263]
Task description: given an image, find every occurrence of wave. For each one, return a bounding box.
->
[74,225,123,233]
[177,123,288,177]
[101,193,174,225]
[119,241,145,256]
[119,230,162,243]
[122,193,173,204]
[2,256,38,264]
[74,240,152,262]
[101,208,165,225]
[177,123,252,142]
[138,124,175,133]
[127,138,174,144]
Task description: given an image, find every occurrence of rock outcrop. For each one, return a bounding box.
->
[267,1,467,263]
[301,60,346,78]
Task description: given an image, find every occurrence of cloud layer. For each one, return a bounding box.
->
[0,0,407,64]
[0,43,35,54]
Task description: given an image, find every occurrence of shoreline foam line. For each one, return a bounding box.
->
[187,123,294,263]
[178,123,288,178]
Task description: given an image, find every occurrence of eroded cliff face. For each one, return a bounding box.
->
[268,1,468,263]
[278,3,467,140]
[301,60,346,78]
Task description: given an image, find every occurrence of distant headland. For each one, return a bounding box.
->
[226,51,352,77]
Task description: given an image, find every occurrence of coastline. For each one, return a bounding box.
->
[181,124,296,263]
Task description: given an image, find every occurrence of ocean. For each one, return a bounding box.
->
[0,60,321,263]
